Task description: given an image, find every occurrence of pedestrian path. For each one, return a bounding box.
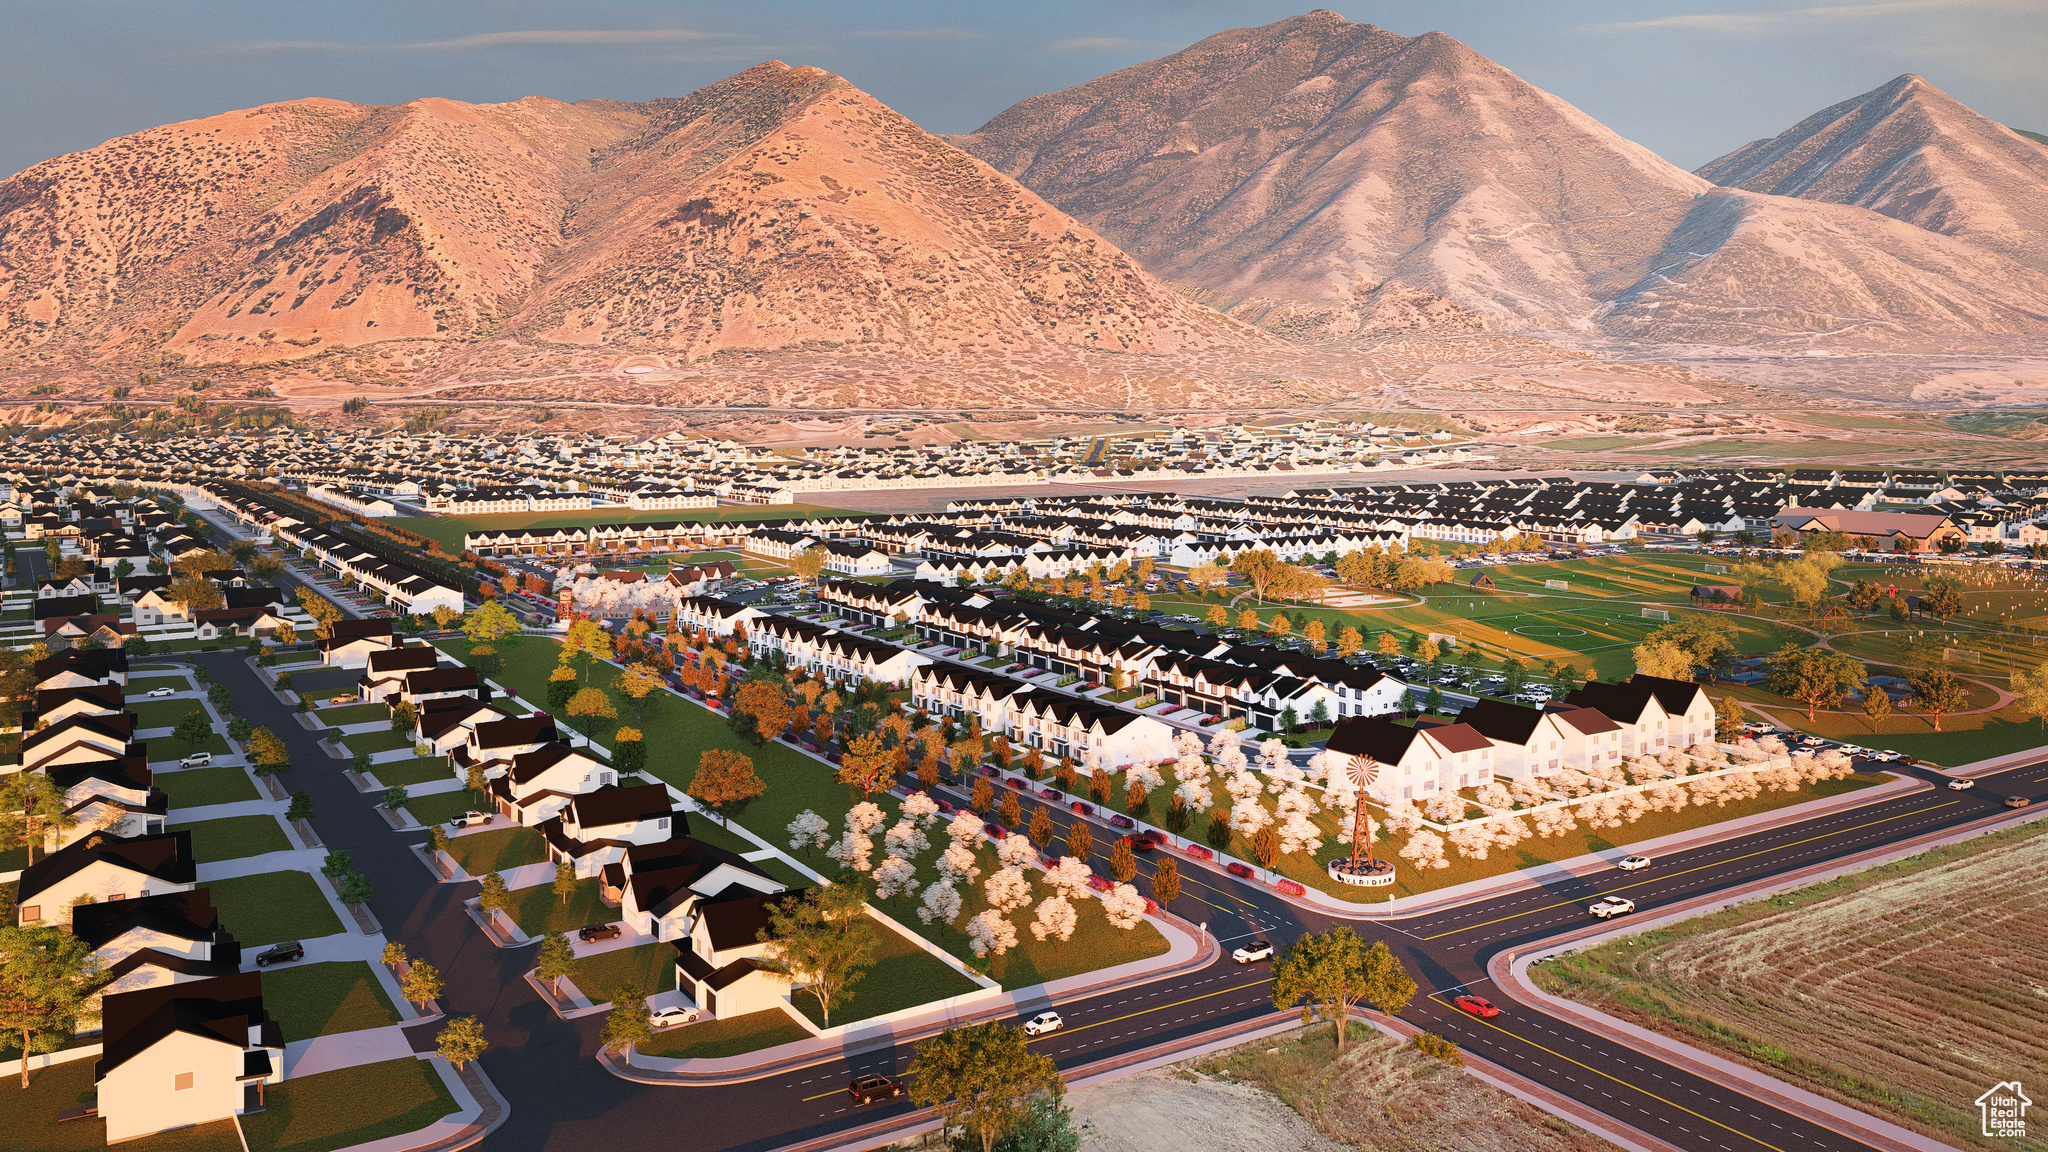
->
[170,798,285,823]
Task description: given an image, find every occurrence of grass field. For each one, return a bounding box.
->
[508,875,612,938]
[238,1058,458,1152]
[788,915,981,1029]
[208,871,345,946]
[566,941,677,1002]
[340,729,414,756]
[1532,819,2048,1152]
[313,702,389,725]
[0,1059,242,1152]
[1538,436,1653,452]
[404,789,486,828]
[126,698,211,730]
[158,763,260,808]
[171,813,293,863]
[391,504,860,554]
[260,961,402,1039]
[443,826,549,876]
[371,757,458,787]
[633,1008,811,1060]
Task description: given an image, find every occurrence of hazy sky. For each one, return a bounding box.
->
[3,0,2045,178]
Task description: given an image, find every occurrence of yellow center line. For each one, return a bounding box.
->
[1459,1012,1792,1152]
[1028,978,1274,1043]
[1421,800,1962,941]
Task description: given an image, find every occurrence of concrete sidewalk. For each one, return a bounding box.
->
[284,1023,419,1079]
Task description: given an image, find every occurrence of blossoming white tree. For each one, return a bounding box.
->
[938,842,981,885]
[786,810,829,852]
[1028,895,1078,942]
[884,819,929,860]
[984,867,1032,915]
[1400,828,1450,870]
[1102,883,1147,930]
[917,878,963,925]
[965,909,1018,957]
[1124,761,1166,795]
[900,792,942,827]
[873,854,917,899]
[1044,857,1094,900]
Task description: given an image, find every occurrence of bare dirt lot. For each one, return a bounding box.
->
[1531,818,2048,1152]
[1067,1027,1616,1152]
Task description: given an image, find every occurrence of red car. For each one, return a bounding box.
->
[1122,834,1158,852]
[1452,995,1501,1018]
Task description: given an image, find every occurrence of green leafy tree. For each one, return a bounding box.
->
[552,860,578,904]
[337,870,375,905]
[547,664,578,713]
[0,773,78,866]
[1908,666,1969,732]
[2011,663,2048,731]
[1151,858,1180,906]
[321,849,354,878]
[382,785,409,810]
[1860,689,1893,732]
[226,715,253,743]
[351,750,372,777]
[206,683,233,712]
[1713,694,1747,742]
[1270,926,1417,1052]
[477,872,513,919]
[401,960,443,1008]
[391,699,418,733]
[1763,645,1867,721]
[436,1015,488,1071]
[287,790,315,822]
[536,931,579,995]
[173,708,214,754]
[0,924,101,1086]
[757,882,877,1028]
[601,981,653,1053]
[908,1022,1066,1152]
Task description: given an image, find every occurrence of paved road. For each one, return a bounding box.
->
[219,641,2045,1152]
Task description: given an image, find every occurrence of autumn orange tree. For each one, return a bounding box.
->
[687,749,765,828]
[838,732,894,799]
[731,680,792,746]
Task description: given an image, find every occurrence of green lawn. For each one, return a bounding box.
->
[791,916,980,1028]
[208,871,345,946]
[259,961,402,1040]
[443,827,549,876]
[405,789,488,828]
[157,763,260,808]
[683,814,760,856]
[149,730,232,759]
[508,876,612,938]
[633,1008,811,1060]
[340,729,415,756]
[371,757,457,787]
[171,814,293,864]
[751,856,816,890]
[0,1058,241,1152]
[1741,699,2047,766]
[238,1058,458,1152]
[568,941,677,1002]
[313,702,389,726]
[126,697,209,730]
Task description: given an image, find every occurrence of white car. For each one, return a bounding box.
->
[1948,778,1975,790]
[1589,897,1635,919]
[178,753,212,768]
[1233,941,1275,964]
[145,686,176,698]
[1617,855,1652,871]
[447,811,495,829]
[649,1006,700,1029]
[1023,1011,1064,1037]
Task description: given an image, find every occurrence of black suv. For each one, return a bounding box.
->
[847,1074,904,1105]
[578,923,623,943]
[254,941,304,967]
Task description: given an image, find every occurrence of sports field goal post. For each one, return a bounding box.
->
[1943,648,1982,665]
[1543,579,1570,591]
[1641,608,1670,622]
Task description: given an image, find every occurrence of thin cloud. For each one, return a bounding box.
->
[1049,36,1146,51]
[1584,0,2041,33]
[843,28,985,41]
[227,29,727,53]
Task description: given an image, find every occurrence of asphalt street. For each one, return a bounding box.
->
[195,630,2046,1152]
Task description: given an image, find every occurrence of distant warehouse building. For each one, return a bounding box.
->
[1770,507,1965,551]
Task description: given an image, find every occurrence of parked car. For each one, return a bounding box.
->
[847,1074,905,1105]
[1588,897,1635,919]
[1232,941,1274,964]
[578,923,623,943]
[1225,862,1255,879]
[649,1005,700,1029]
[1617,855,1651,871]
[254,941,304,967]
[145,686,176,698]
[448,811,494,829]
[1023,1011,1063,1037]
[177,753,212,768]
[1069,801,1093,817]
[1452,995,1501,1018]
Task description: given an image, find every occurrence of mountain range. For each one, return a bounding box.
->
[1,8,2044,399]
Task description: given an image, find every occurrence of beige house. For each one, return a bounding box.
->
[15,829,198,926]
[94,972,285,1143]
